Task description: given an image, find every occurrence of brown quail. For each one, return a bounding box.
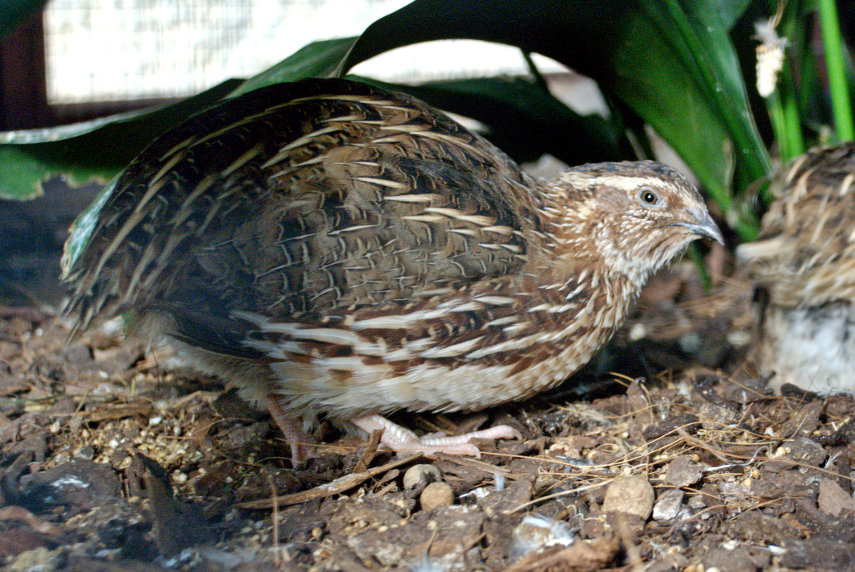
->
[738,142,855,393]
[62,78,722,461]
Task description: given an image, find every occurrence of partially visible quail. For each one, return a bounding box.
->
[738,142,855,393]
[62,78,722,461]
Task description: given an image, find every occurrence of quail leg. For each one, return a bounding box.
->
[352,414,521,458]
[265,394,315,463]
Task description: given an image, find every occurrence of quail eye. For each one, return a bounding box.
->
[639,188,659,205]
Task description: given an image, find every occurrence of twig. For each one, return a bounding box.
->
[238,454,422,509]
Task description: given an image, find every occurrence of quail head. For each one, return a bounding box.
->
[62,78,722,461]
[738,142,855,394]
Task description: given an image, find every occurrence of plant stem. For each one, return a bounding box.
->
[767,92,788,157]
[818,0,854,140]
[781,82,804,157]
[775,3,805,160]
[767,65,805,161]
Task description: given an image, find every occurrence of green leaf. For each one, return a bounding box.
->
[0,79,242,200]
[228,37,356,97]
[341,0,771,237]
[679,0,769,184]
[818,0,855,141]
[700,0,753,29]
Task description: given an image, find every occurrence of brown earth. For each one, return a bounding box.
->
[1,197,854,571]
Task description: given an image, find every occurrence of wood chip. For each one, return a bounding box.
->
[86,401,153,422]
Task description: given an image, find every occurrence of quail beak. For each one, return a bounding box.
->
[675,207,725,245]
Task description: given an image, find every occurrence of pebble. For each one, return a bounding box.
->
[782,436,827,467]
[9,547,61,572]
[601,475,654,520]
[665,455,704,487]
[403,464,441,489]
[509,514,574,559]
[420,482,454,511]
[652,489,684,521]
[818,478,855,516]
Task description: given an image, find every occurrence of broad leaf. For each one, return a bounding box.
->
[229,37,355,97]
[0,79,241,200]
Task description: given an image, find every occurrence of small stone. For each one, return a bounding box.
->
[687,493,706,510]
[403,464,441,489]
[767,436,828,472]
[818,478,855,516]
[420,482,454,511]
[60,343,94,365]
[601,475,654,520]
[781,401,823,438]
[785,436,827,467]
[19,460,121,513]
[653,489,684,521]
[664,455,704,487]
[8,547,62,572]
[509,514,574,559]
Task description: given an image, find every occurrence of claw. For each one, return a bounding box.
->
[351,414,520,458]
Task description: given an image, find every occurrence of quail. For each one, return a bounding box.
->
[738,142,855,394]
[62,78,723,461]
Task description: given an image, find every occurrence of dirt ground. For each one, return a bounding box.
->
[2,230,855,571]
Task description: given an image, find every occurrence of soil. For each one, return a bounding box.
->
[1,201,855,571]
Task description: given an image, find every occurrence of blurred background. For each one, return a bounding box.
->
[11,0,584,128]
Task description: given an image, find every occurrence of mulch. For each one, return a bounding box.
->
[1,257,854,571]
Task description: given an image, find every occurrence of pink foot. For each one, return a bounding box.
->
[351,415,521,458]
[265,394,316,464]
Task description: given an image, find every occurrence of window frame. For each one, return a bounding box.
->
[0,11,178,130]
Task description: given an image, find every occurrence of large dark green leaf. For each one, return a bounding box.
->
[701,0,754,30]
[341,0,771,237]
[680,0,762,156]
[229,37,355,97]
[0,79,241,200]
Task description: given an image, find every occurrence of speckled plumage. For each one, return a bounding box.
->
[738,142,855,393]
[62,78,721,458]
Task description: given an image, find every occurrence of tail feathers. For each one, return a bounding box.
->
[153,304,266,361]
